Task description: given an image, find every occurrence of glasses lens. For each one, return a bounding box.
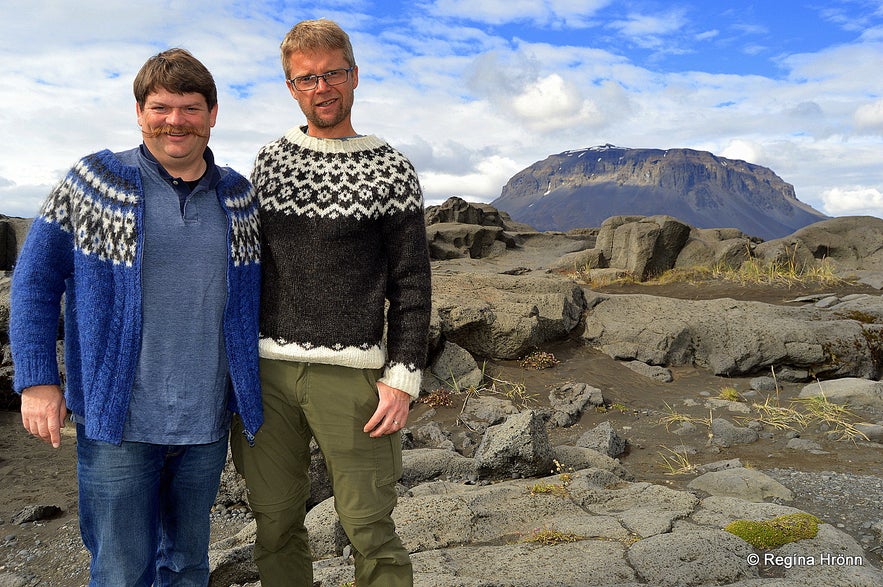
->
[293,76,316,91]
[325,69,348,85]
[293,69,350,91]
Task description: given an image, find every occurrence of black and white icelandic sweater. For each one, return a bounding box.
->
[252,127,431,399]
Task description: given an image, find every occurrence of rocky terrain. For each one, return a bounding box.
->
[1,201,882,586]
[491,145,828,239]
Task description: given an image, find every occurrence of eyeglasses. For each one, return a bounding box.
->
[288,67,354,91]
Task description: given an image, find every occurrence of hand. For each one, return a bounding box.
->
[363,381,410,438]
[21,385,67,448]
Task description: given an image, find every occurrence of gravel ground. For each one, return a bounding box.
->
[765,468,883,560]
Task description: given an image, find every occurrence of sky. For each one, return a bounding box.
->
[2,0,883,221]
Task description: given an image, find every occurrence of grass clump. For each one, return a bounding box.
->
[718,386,742,402]
[596,401,630,414]
[796,393,869,441]
[658,402,711,431]
[529,460,573,496]
[520,527,585,546]
[749,396,804,432]
[529,482,570,497]
[745,390,869,441]
[480,374,538,409]
[657,446,697,476]
[577,246,849,288]
[724,513,820,549]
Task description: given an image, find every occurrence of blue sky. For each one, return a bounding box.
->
[2,0,883,222]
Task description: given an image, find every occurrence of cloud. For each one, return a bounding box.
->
[420,155,523,205]
[854,98,883,133]
[0,180,51,218]
[426,0,611,27]
[821,186,883,217]
[607,10,687,49]
[720,139,765,164]
[511,74,594,128]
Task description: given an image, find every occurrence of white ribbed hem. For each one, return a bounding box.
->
[259,338,385,368]
[379,363,423,400]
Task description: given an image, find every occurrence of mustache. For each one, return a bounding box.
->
[142,125,209,139]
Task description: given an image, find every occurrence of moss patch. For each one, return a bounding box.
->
[724,513,820,550]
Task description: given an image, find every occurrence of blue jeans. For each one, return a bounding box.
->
[76,424,228,586]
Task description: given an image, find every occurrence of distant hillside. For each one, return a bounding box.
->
[491,145,828,240]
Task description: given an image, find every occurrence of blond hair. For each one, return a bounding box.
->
[280,19,355,79]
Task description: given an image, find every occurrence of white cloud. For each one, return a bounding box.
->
[821,186,883,217]
[426,0,611,26]
[854,98,883,132]
[720,139,765,164]
[607,10,687,50]
[511,74,589,127]
[0,181,51,218]
[420,155,522,204]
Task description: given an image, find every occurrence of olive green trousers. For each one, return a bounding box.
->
[231,359,412,587]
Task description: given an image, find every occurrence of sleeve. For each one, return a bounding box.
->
[9,181,76,392]
[378,156,432,399]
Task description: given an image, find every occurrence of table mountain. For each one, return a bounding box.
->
[491,145,828,240]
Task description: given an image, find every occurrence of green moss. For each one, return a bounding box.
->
[724,513,820,550]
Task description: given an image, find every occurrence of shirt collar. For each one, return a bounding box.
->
[139,144,221,189]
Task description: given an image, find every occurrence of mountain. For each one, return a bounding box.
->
[490,145,829,240]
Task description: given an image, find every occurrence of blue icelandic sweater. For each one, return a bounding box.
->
[10,148,263,444]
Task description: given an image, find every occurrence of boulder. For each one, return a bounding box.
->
[425,196,508,228]
[0,272,10,334]
[591,215,692,280]
[474,410,555,479]
[547,381,604,428]
[626,528,755,586]
[710,418,759,447]
[422,340,483,393]
[675,233,753,269]
[0,215,32,271]
[758,215,883,271]
[208,521,259,586]
[433,272,587,359]
[401,448,479,485]
[608,216,691,279]
[576,421,628,458]
[426,222,509,260]
[581,293,882,378]
[798,377,883,408]
[688,467,794,502]
[549,246,607,272]
[305,497,350,558]
[621,359,673,382]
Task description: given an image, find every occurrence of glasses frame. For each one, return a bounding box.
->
[288,67,355,92]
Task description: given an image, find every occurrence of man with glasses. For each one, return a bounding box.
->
[10,48,263,585]
[230,18,430,587]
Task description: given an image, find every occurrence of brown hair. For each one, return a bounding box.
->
[280,19,356,80]
[133,48,217,109]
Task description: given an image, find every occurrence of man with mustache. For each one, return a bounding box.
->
[10,48,262,585]
[230,18,430,587]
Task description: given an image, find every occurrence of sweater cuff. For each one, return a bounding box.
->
[379,363,423,400]
[12,352,62,393]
